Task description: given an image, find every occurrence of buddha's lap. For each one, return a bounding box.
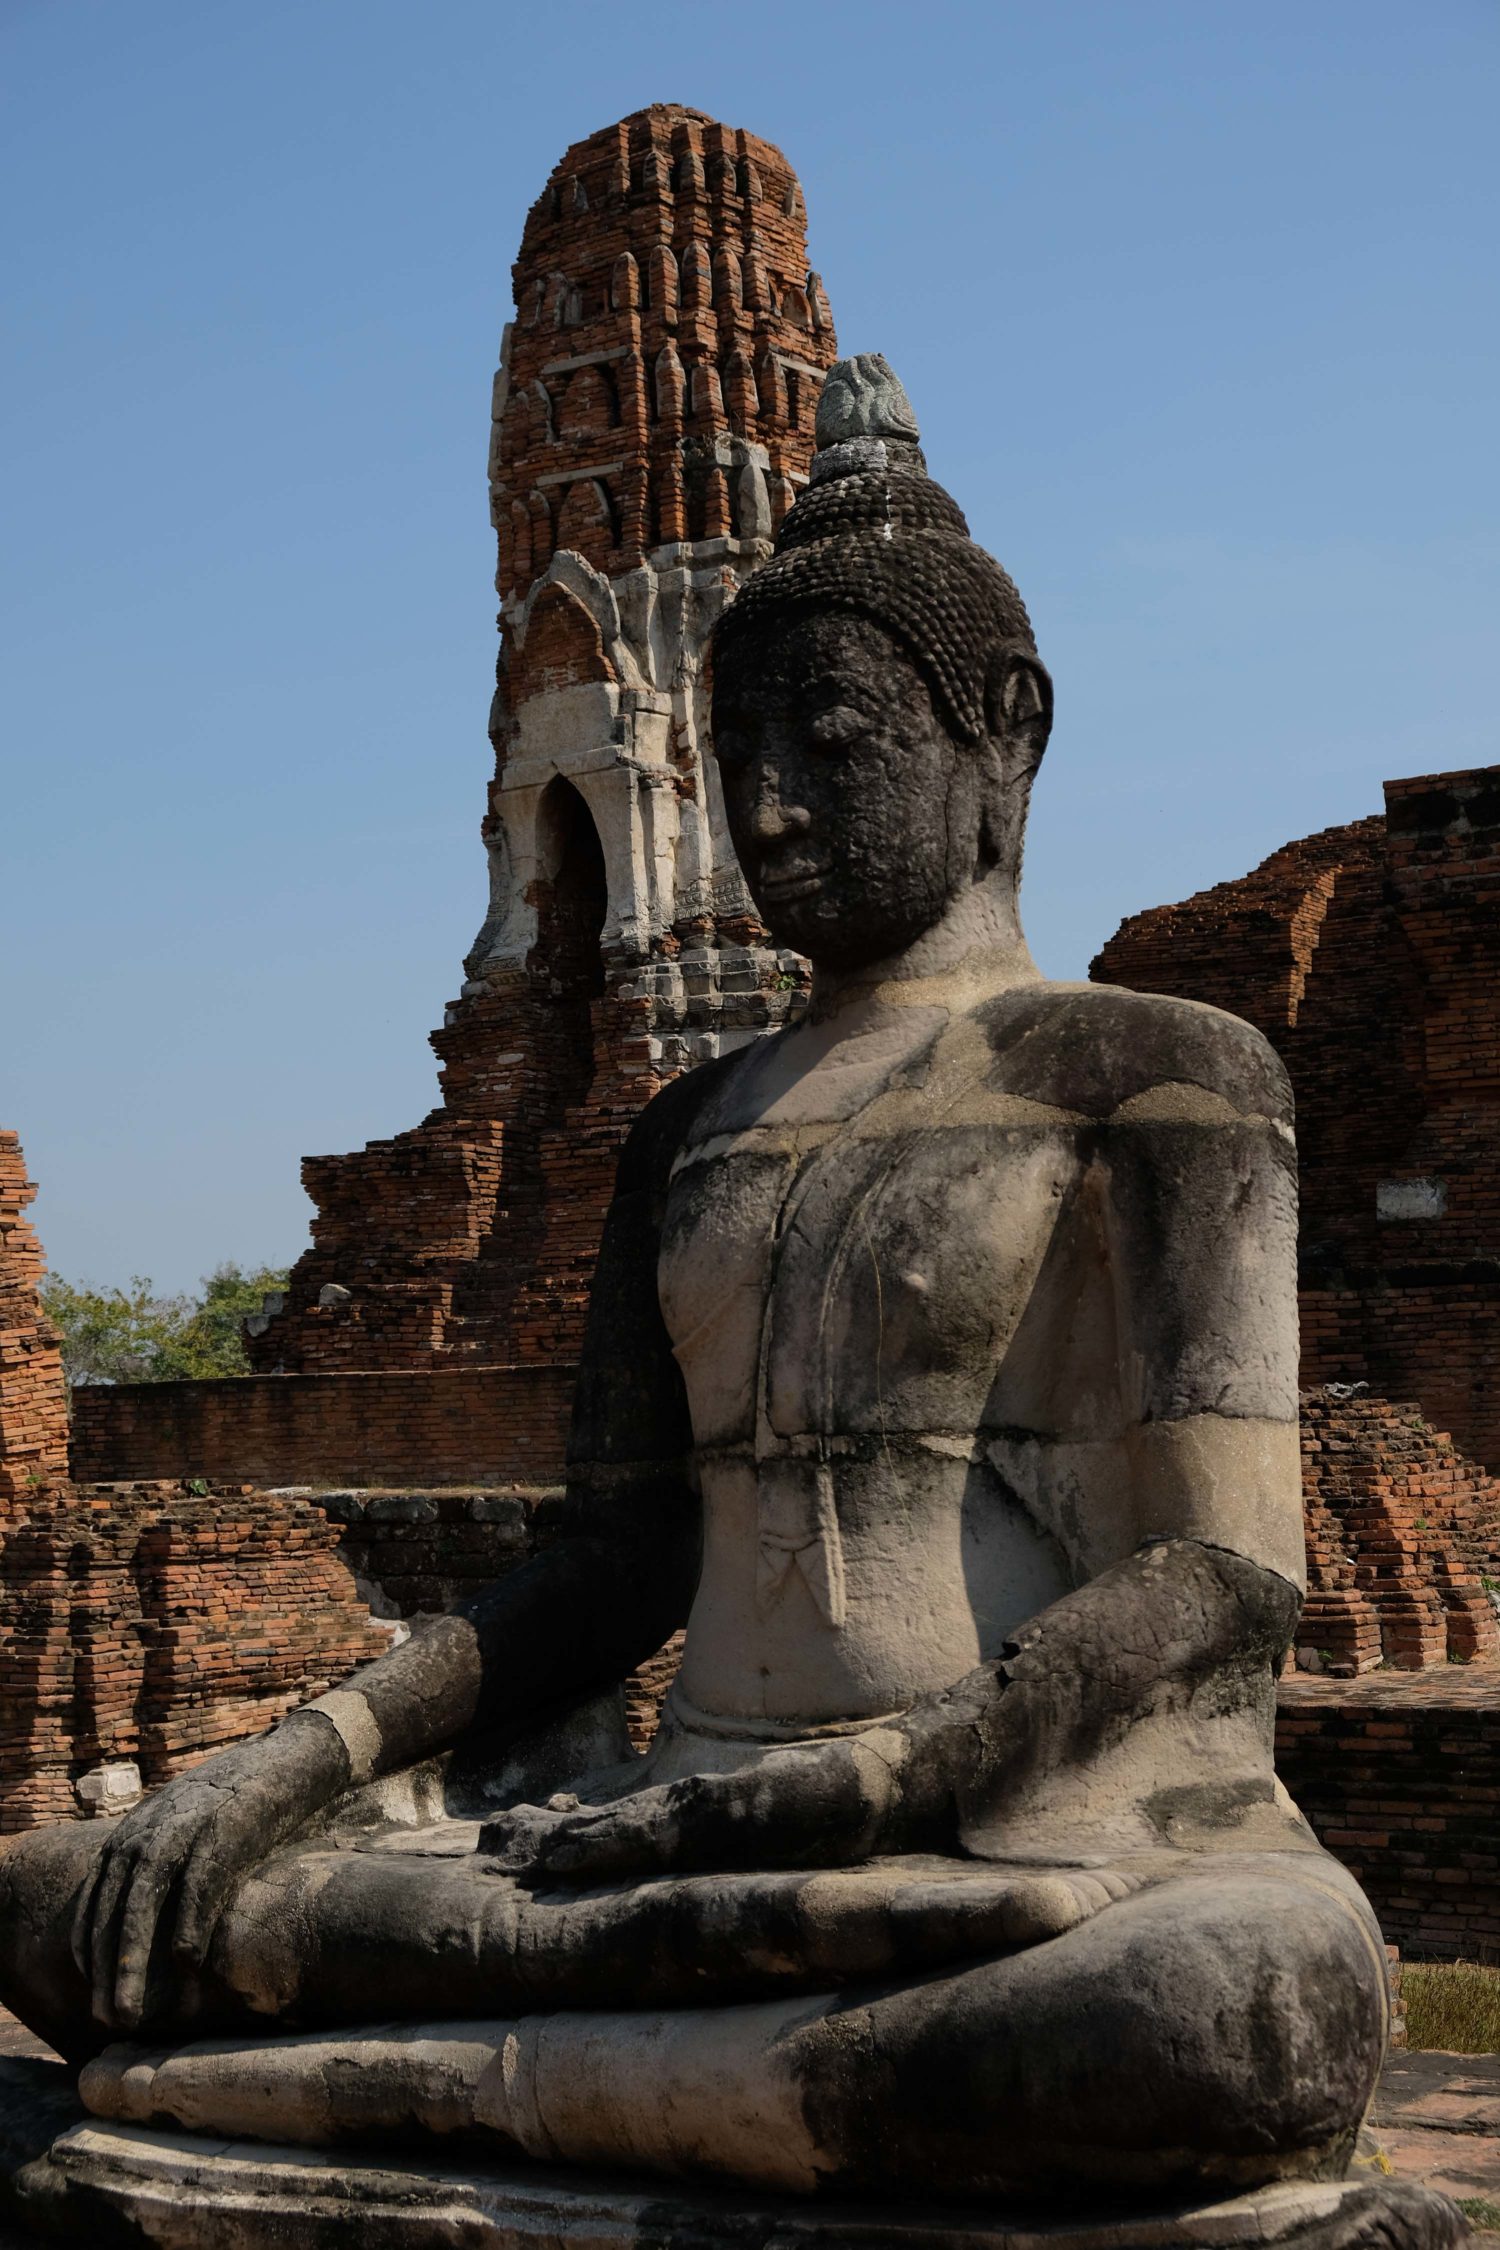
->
[2,1814,1387,2149]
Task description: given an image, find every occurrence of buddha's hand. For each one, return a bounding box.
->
[70,1716,347,2033]
[517,1732,909,1884]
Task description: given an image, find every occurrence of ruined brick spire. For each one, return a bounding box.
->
[489,104,835,594]
[246,112,835,1380]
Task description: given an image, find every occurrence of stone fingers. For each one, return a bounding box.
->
[77,1806,208,2028]
[111,1849,178,2031]
[882,1867,1141,1959]
[68,1845,109,1983]
[85,1841,137,2026]
[538,1792,679,1881]
[535,1750,881,1883]
[83,1834,156,2029]
[173,1821,247,1970]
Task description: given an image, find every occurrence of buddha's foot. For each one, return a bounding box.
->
[967,1863,1150,1944]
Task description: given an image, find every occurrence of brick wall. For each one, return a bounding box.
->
[0,1482,386,1833]
[1094,765,1500,1476]
[69,1365,575,1489]
[1277,1669,1500,1964]
[0,1132,69,1508]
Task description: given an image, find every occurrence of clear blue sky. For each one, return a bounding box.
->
[5,0,1496,1294]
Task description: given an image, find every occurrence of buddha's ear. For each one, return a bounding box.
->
[985,651,1053,786]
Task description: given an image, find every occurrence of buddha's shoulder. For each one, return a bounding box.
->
[616,1046,749,1194]
[974,981,1293,1124]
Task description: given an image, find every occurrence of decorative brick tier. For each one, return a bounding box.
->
[247,107,835,1384]
[1276,1666,1500,1964]
[1094,765,1500,1473]
[1298,1389,1500,1676]
[0,1481,385,1834]
[0,1132,69,1508]
[69,1365,575,1490]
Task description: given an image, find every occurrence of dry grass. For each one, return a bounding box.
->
[1402,1960,1500,2053]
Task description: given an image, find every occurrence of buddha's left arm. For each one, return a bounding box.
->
[1086,1057,1306,1587]
[917,1039,1308,1857]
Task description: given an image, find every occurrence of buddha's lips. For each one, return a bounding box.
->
[756,867,828,903]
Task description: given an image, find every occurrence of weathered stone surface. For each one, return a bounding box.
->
[0,2094,1470,2250]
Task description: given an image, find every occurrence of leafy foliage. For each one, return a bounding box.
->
[40,1263,289,1385]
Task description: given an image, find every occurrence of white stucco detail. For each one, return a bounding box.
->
[469,536,777,979]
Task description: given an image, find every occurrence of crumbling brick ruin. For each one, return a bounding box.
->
[1094,770,1500,1685]
[1298,1389,1499,1676]
[0,1130,386,1834]
[0,1482,386,1834]
[248,106,835,1379]
[1094,765,1500,1473]
[0,1132,69,1506]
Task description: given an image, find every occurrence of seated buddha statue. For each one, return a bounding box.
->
[0,357,1440,2235]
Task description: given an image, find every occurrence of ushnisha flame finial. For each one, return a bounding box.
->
[814,353,921,447]
[810,353,928,485]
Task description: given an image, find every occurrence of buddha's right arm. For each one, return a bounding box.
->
[287,1086,702,1783]
[285,1462,699,1790]
[74,1084,704,2029]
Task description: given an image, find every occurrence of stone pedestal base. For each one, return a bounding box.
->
[0,2063,1467,2250]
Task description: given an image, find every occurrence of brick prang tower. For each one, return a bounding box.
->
[250,107,837,1375]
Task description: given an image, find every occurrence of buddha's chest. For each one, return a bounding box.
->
[658,1062,1086,1451]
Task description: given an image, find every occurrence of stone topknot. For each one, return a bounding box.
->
[712,355,1036,745]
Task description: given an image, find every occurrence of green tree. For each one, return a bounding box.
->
[40,1263,289,1385]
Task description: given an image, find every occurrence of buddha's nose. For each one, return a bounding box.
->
[748,764,811,847]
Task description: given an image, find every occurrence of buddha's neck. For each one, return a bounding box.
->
[809,877,1041,1025]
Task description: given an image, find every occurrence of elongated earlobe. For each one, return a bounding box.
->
[975,654,1051,884]
[986,654,1053,785]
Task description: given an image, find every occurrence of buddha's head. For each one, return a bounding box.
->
[709,356,1052,971]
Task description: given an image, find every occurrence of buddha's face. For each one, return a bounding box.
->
[711,612,990,969]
